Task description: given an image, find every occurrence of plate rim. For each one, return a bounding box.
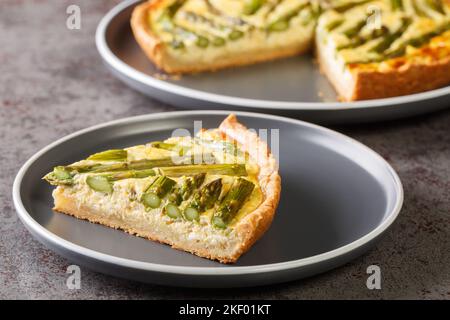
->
[13,110,404,276]
[95,0,450,111]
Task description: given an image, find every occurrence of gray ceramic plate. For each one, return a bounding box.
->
[13,111,403,287]
[96,0,450,124]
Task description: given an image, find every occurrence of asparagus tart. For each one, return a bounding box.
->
[131,0,450,101]
[44,114,281,263]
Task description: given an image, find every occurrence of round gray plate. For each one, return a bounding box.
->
[13,111,403,287]
[96,0,450,124]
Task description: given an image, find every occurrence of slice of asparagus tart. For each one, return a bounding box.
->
[44,115,281,263]
[131,0,320,73]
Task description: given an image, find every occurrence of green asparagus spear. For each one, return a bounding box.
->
[267,3,309,32]
[86,169,155,193]
[347,21,450,64]
[189,172,207,191]
[243,0,264,15]
[142,176,176,209]
[168,173,206,205]
[342,19,367,38]
[196,36,210,48]
[184,179,222,221]
[332,0,371,13]
[385,23,450,58]
[164,203,182,219]
[184,207,200,221]
[85,169,157,194]
[228,30,244,40]
[99,169,156,181]
[149,141,189,156]
[338,26,388,50]
[260,0,282,18]
[43,166,74,185]
[149,141,177,151]
[167,0,183,17]
[313,1,324,17]
[212,36,226,46]
[194,138,243,157]
[168,181,184,206]
[411,0,429,17]
[87,149,127,161]
[156,164,247,177]
[44,160,238,187]
[169,39,185,49]
[268,20,289,31]
[325,19,344,32]
[299,7,319,26]
[337,38,363,50]
[64,158,173,173]
[370,17,412,53]
[170,21,216,50]
[45,166,156,187]
[371,36,395,54]
[212,178,255,229]
[159,4,185,49]
[66,154,211,174]
[53,166,72,180]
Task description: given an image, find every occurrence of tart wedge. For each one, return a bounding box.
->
[131,0,320,73]
[44,114,281,263]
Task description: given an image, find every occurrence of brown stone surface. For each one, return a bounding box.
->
[0,0,449,299]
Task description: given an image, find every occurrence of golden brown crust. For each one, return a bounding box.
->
[219,114,281,261]
[130,0,311,74]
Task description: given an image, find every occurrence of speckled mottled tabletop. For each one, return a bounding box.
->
[1,0,449,300]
